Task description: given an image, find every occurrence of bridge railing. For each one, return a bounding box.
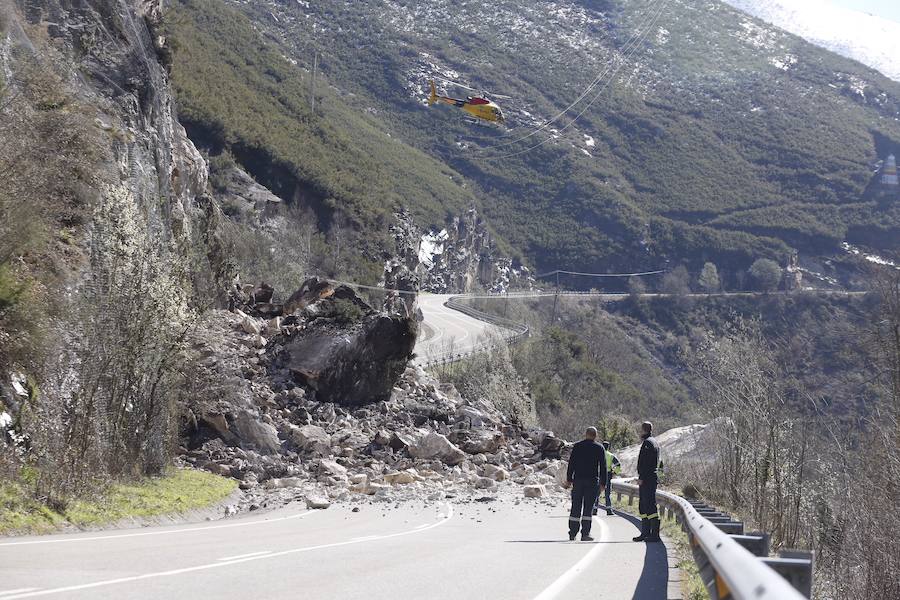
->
[611,481,812,599]
[419,296,529,367]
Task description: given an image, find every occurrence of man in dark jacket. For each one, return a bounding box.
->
[633,421,661,542]
[565,427,607,541]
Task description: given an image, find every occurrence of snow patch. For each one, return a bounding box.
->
[723,0,900,81]
[842,242,898,268]
[419,229,449,269]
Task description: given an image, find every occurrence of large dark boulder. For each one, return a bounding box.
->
[274,314,417,406]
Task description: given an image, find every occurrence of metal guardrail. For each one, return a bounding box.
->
[611,481,811,599]
[420,296,530,367]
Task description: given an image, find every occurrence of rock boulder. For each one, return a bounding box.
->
[408,433,466,466]
[275,313,417,406]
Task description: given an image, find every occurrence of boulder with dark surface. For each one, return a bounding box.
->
[276,315,417,406]
[270,279,418,406]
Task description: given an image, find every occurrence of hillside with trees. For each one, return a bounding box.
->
[161,0,900,285]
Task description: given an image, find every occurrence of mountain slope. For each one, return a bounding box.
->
[722,0,900,82]
[161,0,479,242]
[166,0,900,285]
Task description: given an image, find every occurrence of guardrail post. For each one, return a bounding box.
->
[730,533,770,557]
[761,550,814,598]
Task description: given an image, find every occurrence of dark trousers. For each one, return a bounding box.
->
[638,475,659,520]
[604,473,612,510]
[569,479,600,537]
[594,473,613,510]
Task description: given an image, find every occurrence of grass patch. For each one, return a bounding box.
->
[0,469,237,535]
[611,492,710,600]
[0,481,67,534]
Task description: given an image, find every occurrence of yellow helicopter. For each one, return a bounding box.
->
[428,78,507,124]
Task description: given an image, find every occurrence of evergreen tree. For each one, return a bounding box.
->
[698,262,720,294]
[750,259,782,293]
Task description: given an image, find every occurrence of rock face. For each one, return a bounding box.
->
[217,166,282,220]
[418,207,535,294]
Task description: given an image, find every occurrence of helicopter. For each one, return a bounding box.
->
[427,78,508,124]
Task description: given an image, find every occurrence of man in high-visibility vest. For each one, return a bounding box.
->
[594,441,621,516]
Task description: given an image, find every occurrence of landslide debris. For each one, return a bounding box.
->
[180,279,568,512]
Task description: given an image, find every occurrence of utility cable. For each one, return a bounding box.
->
[476,0,669,161]
[473,0,665,153]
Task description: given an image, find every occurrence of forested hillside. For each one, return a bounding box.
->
[162,0,900,285]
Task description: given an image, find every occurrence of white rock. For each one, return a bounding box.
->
[555,468,569,488]
[481,464,510,481]
[305,494,331,509]
[408,433,466,466]
[241,315,262,335]
[318,459,348,481]
[524,484,547,498]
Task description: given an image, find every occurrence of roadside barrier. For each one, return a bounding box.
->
[612,481,813,599]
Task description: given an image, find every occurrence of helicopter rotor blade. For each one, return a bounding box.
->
[432,75,479,93]
[432,75,511,100]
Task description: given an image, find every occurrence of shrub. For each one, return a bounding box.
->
[331,298,365,324]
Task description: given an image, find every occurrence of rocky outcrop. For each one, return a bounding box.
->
[216,166,282,222]
[419,207,535,294]
[382,209,420,318]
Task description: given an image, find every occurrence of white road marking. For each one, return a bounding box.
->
[349,535,380,542]
[531,518,611,600]
[0,510,316,547]
[414,523,430,530]
[2,504,455,599]
[0,590,40,597]
[216,551,271,561]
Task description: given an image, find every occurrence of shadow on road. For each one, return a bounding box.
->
[616,512,669,600]
[504,540,635,544]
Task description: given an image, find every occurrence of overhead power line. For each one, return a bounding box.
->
[536,269,667,279]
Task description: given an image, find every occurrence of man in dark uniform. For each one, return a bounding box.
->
[565,427,607,541]
[633,421,661,542]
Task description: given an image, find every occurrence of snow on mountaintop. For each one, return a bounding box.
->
[722,0,900,81]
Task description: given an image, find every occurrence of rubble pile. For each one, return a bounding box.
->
[180,279,568,513]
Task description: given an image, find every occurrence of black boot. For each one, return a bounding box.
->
[581,518,593,541]
[632,518,649,542]
[646,517,661,542]
[568,517,579,541]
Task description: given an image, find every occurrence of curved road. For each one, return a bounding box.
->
[415,294,513,364]
[0,500,674,599]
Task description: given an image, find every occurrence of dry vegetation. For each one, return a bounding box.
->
[682,268,900,598]
[1,17,193,512]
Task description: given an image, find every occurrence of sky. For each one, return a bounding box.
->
[829,0,900,22]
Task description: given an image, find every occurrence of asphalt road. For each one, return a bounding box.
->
[415,294,510,364]
[0,499,676,599]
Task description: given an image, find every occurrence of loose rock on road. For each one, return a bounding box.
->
[0,499,674,599]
